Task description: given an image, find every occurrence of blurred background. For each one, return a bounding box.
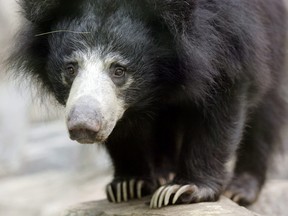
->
[0,1,112,216]
[0,1,288,216]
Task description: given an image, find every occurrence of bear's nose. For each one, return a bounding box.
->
[67,97,102,144]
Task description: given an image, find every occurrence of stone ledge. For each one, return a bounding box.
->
[61,196,261,216]
[61,180,288,216]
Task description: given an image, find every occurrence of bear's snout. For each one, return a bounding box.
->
[67,97,102,144]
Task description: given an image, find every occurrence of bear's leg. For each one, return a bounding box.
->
[150,128,228,208]
[153,107,182,186]
[150,94,248,208]
[105,119,158,203]
[225,93,286,206]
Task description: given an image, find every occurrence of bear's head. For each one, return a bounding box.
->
[10,0,196,144]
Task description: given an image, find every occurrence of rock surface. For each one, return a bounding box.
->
[61,197,260,216]
[61,179,288,216]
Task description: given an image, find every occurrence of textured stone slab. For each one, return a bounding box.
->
[61,196,260,216]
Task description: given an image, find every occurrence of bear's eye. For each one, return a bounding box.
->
[65,64,78,77]
[113,66,126,78]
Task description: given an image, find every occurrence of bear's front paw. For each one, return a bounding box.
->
[106,178,156,203]
[150,184,219,208]
[224,173,260,206]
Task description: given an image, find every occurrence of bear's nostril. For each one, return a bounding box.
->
[69,127,99,144]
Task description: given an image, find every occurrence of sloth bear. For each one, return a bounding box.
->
[9,0,287,208]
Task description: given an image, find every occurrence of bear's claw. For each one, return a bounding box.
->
[150,183,219,208]
[107,184,116,203]
[150,184,197,208]
[106,179,148,203]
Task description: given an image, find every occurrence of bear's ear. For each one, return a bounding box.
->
[146,0,196,33]
[19,0,83,23]
[19,0,60,23]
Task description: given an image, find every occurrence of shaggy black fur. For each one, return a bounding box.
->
[9,0,287,206]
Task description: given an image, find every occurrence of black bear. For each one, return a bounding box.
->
[9,0,287,208]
